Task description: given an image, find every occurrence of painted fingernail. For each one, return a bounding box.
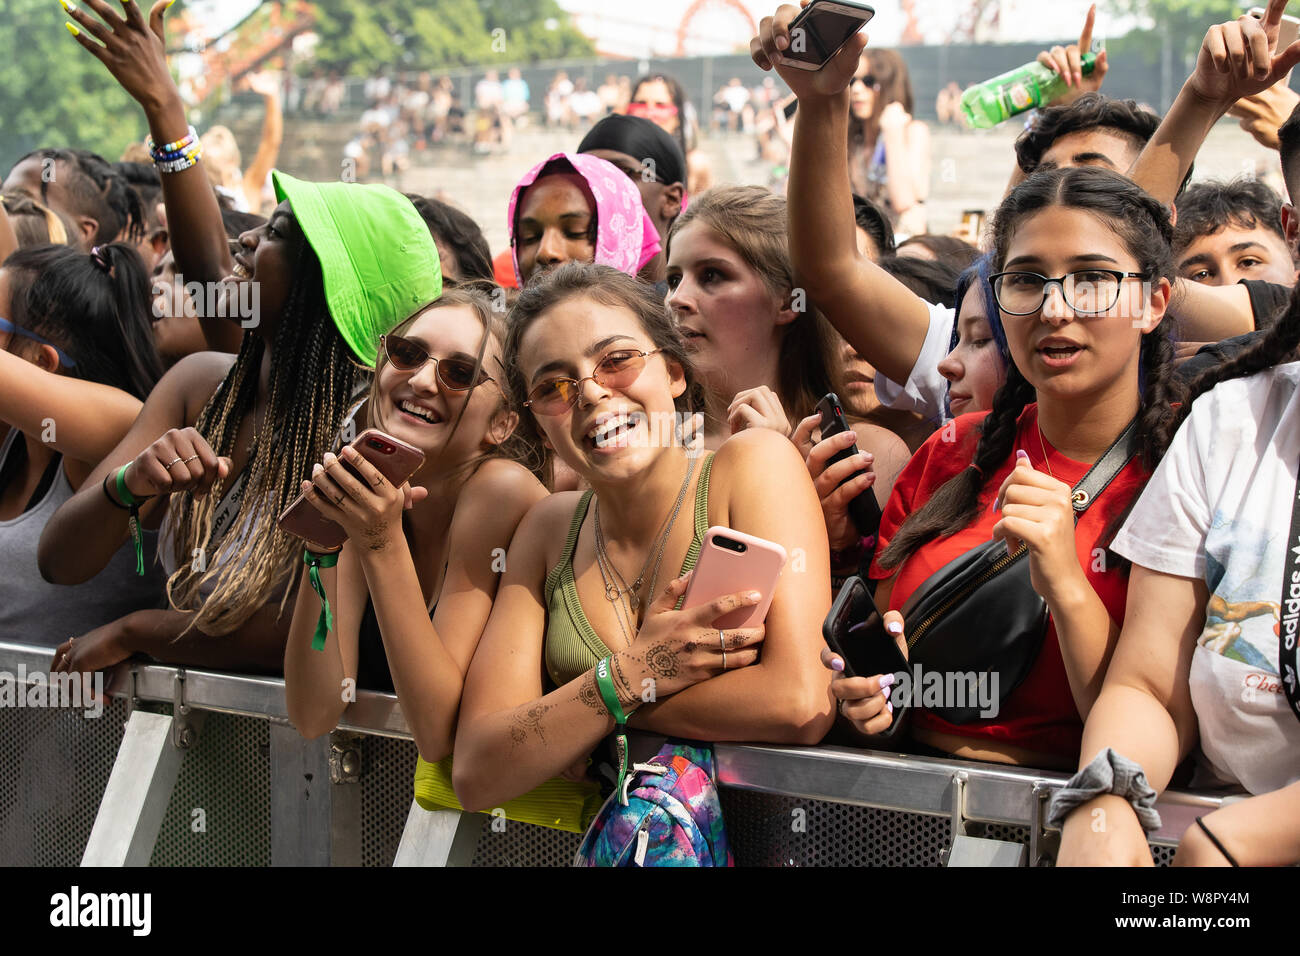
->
[64,20,79,35]
[1015,449,1030,462]
[746,590,762,601]
[313,463,323,475]
[879,672,896,689]
[60,0,74,11]
[885,620,903,635]
[830,657,844,672]
[858,452,872,465]
[887,700,894,714]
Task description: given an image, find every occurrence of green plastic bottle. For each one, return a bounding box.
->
[961,52,1098,129]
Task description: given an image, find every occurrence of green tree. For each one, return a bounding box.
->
[0,0,152,173]
[307,0,593,74]
[1106,0,1251,67]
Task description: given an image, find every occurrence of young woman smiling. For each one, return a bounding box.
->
[42,3,442,674]
[824,166,1184,770]
[452,263,834,812]
[284,287,547,759]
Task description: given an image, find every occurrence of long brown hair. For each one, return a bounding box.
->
[368,283,544,481]
[849,48,914,159]
[665,185,845,426]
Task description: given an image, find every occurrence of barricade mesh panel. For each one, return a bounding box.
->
[150,713,270,866]
[721,789,953,866]
[360,735,419,867]
[471,818,584,866]
[0,698,127,866]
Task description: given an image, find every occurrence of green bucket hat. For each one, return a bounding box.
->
[271,170,442,367]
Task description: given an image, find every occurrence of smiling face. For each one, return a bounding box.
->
[375,303,512,471]
[1176,223,1296,286]
[514,173,597,284]
[518,295,685,483]
[665,220,789,402]
[938,285,1006,418]
[996,205,1167,405]
[225,200,299,335]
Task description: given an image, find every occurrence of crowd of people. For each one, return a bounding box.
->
[6,0,1300,867]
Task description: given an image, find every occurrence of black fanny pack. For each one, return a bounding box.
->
[898,419,1139,724]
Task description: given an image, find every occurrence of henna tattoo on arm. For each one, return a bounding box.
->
[362,522,390,552]
[575,672,603,713]
[507,701,552,751]
[609,654,639,709]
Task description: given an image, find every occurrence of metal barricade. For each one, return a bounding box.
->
[0,641,1219,866]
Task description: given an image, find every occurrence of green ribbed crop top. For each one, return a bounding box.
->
[542,453,714,689]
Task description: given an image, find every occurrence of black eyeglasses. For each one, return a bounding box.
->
[525,348,662,415]
[381,334,493,390]
[851,74,880,90]
[988,270,1147,316]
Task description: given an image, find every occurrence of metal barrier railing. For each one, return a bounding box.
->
[0,640,1220,866]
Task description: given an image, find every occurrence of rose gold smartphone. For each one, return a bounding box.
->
[277,429,425,549]
[681,526,788,630]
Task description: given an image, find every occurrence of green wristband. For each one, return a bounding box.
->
[115,465,146,576]
[596,656,634,805]
[304,548,340,651]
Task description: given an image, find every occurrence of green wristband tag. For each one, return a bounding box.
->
[304,549,340,651]
[596,656,631,804]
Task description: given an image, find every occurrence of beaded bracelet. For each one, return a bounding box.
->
[145,125,198,158]
[155,148,203,175]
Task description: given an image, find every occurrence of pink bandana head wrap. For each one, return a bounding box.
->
[507,152,662,287]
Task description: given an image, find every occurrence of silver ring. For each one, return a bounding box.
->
[719,629,727,671]
[162,456,184,470]
[182,455,201,464]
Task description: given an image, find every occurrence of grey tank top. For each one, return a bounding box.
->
[0,430,165,648]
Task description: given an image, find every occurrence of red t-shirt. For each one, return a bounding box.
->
[868,404,1149,759]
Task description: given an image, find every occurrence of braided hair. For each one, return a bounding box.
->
[878,167,1182,570]
[164,238,365,635]
[18,149,144,245]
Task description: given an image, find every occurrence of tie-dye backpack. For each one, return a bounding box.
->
[574,740,733,867]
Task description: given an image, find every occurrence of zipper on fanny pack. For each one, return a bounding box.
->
[633,824,650,866]
[906,543,1028,651]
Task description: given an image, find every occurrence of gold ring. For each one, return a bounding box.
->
[163,457,183,469]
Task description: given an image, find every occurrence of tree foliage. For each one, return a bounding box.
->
[0,0,151,173]
[1104,0,1254,67]
[307,0,594,74]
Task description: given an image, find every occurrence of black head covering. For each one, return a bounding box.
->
[578,114,687,187]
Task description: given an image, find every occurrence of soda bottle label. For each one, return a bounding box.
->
[1007,81,1034,111]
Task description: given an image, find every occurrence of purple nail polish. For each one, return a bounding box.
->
[885,620,903,635]
[879,672,896,689]
[1015,449,1030,461]
[886,700,894,715]
[831,657,844,672]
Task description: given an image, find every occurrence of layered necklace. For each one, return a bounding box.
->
[593,451,696,647]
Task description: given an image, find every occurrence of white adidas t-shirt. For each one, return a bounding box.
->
[872,300,954,425]
[1112,362,1300,795]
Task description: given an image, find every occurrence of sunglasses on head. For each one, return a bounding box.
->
[381,333,492,390]
[0,317,76,368]
[525,347,662,416]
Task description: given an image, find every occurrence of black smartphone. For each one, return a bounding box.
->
[823,575,908,737]
[815,392,883,538]
[776,0,876,72]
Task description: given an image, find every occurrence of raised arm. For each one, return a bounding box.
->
[752,5,933,386]
[241,72,284,216]
[1128,0,1300,208]
[67,0,240,353]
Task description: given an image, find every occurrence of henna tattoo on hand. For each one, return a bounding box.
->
[609,654,637,706]
[362,522,390,552]
[645,642,680,679]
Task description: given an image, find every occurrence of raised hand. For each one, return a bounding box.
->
[64,0,179,112]
[750,2,868,101]
[1186,0,1300,111]
[1036,2,1109,100]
